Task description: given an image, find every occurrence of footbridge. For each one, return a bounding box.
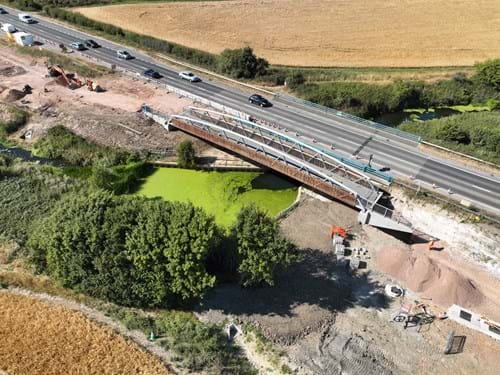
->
[143,105,412,233]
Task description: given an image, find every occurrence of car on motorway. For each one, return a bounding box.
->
[0,7,7,14]
[178,71,201,82]
[248,94,272,107]
[143,69,162,79]
[69,42,86,51]
[116,50,133,60]
[18,13,35,24]
[84,39,100,48]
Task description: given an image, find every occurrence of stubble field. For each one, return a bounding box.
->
[0,292,167,375]
[76,0,500,67]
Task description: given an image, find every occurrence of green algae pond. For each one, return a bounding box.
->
[136,168,298,227]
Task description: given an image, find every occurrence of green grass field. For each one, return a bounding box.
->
[136,168,298,227]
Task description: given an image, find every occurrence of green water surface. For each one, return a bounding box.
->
[136,168,298,227]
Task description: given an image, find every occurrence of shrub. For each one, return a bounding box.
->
[475,58,500,90]
[177,140,196,169]
[155,311,256,374]
[0,106,28,137]
[218,47,269,79]
[33,126,131,166]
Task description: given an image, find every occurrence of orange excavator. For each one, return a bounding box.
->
[330,225,347,239]
[47,64,83,90]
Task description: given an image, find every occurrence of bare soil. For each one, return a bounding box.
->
[77,0,500,67]
[0,291,168,375]
[199,192,500,374]
[0,46,202,154]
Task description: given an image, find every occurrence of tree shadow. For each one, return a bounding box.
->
[198,248,388,318]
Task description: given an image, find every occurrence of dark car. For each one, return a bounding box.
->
[248,94,272,107]
[143,69,162,79]
[85,39,100,48]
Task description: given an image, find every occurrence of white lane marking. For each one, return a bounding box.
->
[472,185,492,193]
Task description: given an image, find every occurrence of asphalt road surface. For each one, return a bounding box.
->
[1,7,499,214]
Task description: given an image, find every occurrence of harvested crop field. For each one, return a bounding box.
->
[76,0,500,67]
[0,291,167,375]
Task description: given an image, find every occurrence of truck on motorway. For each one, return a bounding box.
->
[13,32,33,46]
[1,23,17,33]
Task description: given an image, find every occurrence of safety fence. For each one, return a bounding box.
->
[274,93,422,143]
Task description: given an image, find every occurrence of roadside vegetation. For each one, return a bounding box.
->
[0,105,28,141]
[16,45,110,77]
[400,111,500,164]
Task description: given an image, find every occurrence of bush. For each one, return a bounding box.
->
[155,311,256,374]
[27,191,218,307]
[177,140,196,168]
[218,47,269,79]
[0,106,28,138]
[33,126,131,166]
[475,59,500,90]
[285,71,305,89]
[90,161,150,194]
[232,205,299,287]
[399,111,500,163]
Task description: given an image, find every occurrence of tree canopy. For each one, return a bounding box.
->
[28,190,218,307]
[475,59,500,90]
[218,47,269,79]
[232,205,298,287]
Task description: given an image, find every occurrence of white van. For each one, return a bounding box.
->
[14,32,33,47]
[18,13,35,24]
[1,23,17,33]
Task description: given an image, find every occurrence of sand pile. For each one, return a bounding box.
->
[377,247,484,308]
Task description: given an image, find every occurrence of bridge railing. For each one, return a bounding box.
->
[274,93,422,143]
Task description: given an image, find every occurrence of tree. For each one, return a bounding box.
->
[232,205,298,287]
[27,190,218,307]
[218,47,268,79]
[475,59,500,90]
[177,140,196,169]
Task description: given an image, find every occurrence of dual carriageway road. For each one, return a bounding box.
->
[1,6,499,214]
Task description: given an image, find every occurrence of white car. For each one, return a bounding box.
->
[19,13,35,24]
[178,71,201,82]
[116,50,133,60]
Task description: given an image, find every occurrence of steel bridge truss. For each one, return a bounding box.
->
[167,106,383,211]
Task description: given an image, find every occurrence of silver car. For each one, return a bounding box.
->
[178,71,201,82]
[116,50,133,60]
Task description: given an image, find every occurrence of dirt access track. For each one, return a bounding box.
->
[0,291,168,375]
[76,0,500,67]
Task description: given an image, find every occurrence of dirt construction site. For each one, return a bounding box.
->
[1,45,500,374]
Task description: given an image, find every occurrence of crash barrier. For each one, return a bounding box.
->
[274,93,422,143]
[118,68,250,121]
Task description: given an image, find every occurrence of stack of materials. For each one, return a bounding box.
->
[333,234,345,261]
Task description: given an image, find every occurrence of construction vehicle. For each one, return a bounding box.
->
[85,79,104,92]
[330,225,347,239]
[47,65,83,90]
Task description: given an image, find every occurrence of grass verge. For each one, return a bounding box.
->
[16,45,110,77]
